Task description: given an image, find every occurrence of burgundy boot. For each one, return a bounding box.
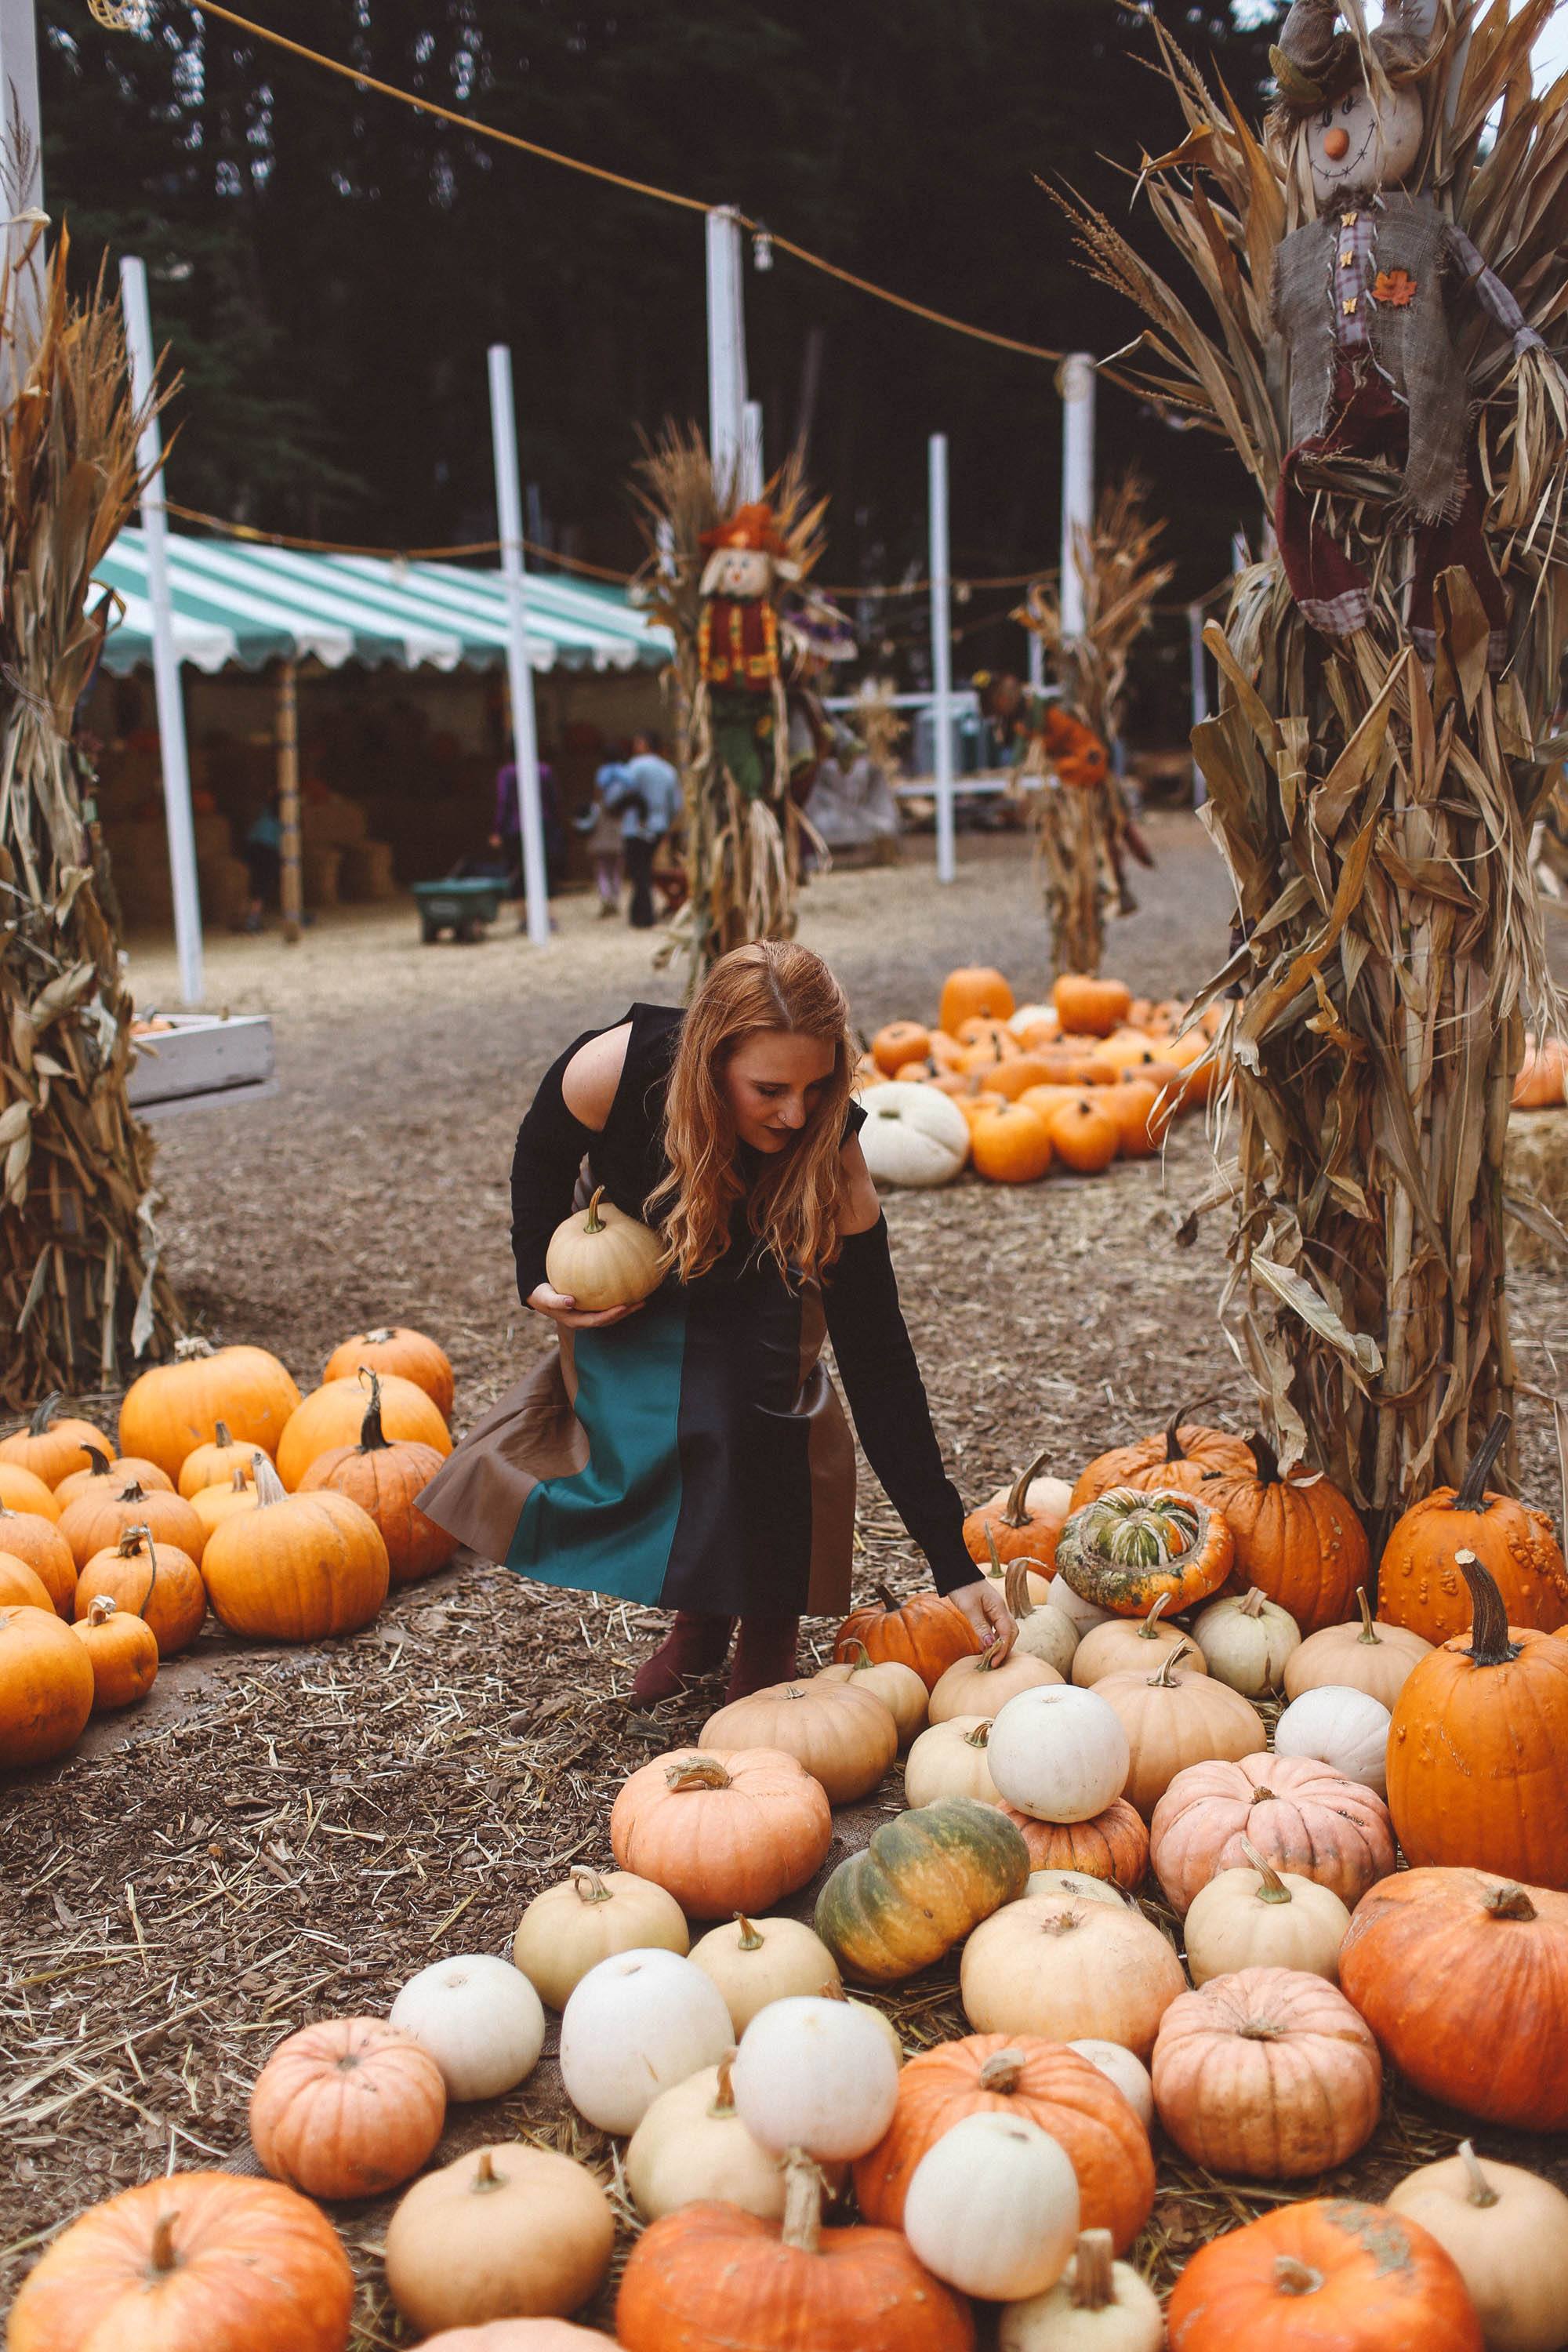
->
[725,1614,800,1702]
[630,1610,734,1704]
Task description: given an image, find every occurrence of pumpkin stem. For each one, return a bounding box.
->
[1455,1412,1511,1513]
[779,2150,825,2254]
[115,1524,149,1557]
[1247,1429,1282,1486]
[583,1185,608,1236]
[228,1468,248,1494]
[1004,1445,1054,1529]
[83,1445,113,1478]
[27,1391,64,1436]
[252,1457,290,1509]
[357,1368,390,1454]
[1274,2256,1323,2297]
[1354,1587,1380,1644]
[1457,2141,1499,2209]
[733,1914,764,1951]
[874,1582,898,1612]
[88,1595,116,1625]
[984,1525,1005,1581]
[1238,1588,1266,1620]
[1240,1838,1290,1904]
[471,2150,500,2190]
[569,1866,612,1904]
[1457,1549,1520,1668]
[978,2050,1027,2093]
[1482,1882,1537,1923]
[665,1755,733,1793]
[1002,1559,1036,1622]
[148,2211,180,2274]
[1070,2229,1115,2310]
[710,2050,739,2117]
[122,1523,159,1614]
[213,1421,233,1449]
[962,1721,992,1751]
[1149,1640,1192,1686]
[1136,1594,1173,1639]
[366,1327,394,1344]
[840,1639,873,1671]
[174,1338,216,1361]
[116,1481,147,1504]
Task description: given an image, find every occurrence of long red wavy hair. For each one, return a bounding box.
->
[650,942,857,1283]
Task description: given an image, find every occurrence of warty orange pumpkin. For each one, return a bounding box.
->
[1166,2197,1483,2352]
[1378,1414,1568,1641]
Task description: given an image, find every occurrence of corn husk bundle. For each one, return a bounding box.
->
[1019,470,1174,974]
[632,425,828,993]
[1056,0,1567,1525]
[1,222,184,1406]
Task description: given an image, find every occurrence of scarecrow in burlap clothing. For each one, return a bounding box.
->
[696,503,799,802]
[1269,0,1553,667]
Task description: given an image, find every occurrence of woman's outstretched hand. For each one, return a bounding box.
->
[949,1577,1017,1660]
[527,1282,645,1331]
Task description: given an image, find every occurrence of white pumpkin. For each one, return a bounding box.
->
[1003,1559,1082,1677]
[1070,1597,1206,1689]
[688,1912,840,2035]
[388,1953,546,2101]
[559,1947,732,2134]
[903,2111,1080,2301]
[960,1893,1185,2061]
[1191,1587,1301,1698]
[1182,1845,1351,1987]
[826,1985,906,2070]
[987,1685,1130,1823]
[928,1646,1064,1724]
[1064,2042,1154,2133]
[513,1864,688,2009]
[1273,1683,1392,1798]
[1029,1871,1129,1910]
[1007,1002,1062,1044]
[730,1993,900,2161]
[625,2053,789,2223]
[858,1082,970,1188]
[904,1714,1003,1807]
[1000,2227,1164,2352]
[814,1645,928,1745]
[1387,2140,1568,2352]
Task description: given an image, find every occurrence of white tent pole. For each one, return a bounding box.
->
[1188,602,1208,809]
[0,0,45,376]
[1026,619,1045,692]
[741,397,764,501]
[120,256,203,1008]
[929,433,956,886]
[1058,352,1096,644]
[488,343,550,948]
[706,205,747,491]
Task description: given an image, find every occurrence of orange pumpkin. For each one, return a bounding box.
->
[1032,1049,1112,1087]
[1512,1032,1568,1109]
[897,1059,972,1096]
[75,1525,207,1657]
[0,1602,96,1767]
[176,1421,270,1500]
[1051,976,1132,1037]
[1204,1432,1368,1636]
[71,1594,159,1711]
[1096,1078,1173,1158]
[610,1746,833,1917]
[962,1446,1072,1570]
[5,2171,354,2352]
[1152,1966,1382,2179]
[986,1054,1060,1102]
[55,1447,176,1508]
[995,1798,1150,1890]
[0,1395,112,1490]
[834,1582,982,1690]
[1047,1097,1120,1174]
[201,1459,390,1641]
[299,1371,455,1585]
[0,1552,55,1612]
[853,2033,1153,2250]
[1378,1413,1568,1640]
[0,1505,77,1616]
[1166,2198,1483,2352]
[191,1467,264,1540]
[250,2016,446,2200]
[872,1020,931,1077]
[57,1476,207,1573]
[940,967,1014,1036]
[277,1373,452,1491]
[323,1324,455,1421]
[119,1341,303,1483]
[1071,1407,1254,1512]
[1386,1548,1568,1889]
[0,1461,60,1520]
[956,1017,1021,1058]
[956,1088,1007,1133]
[970,1102,1054,1183]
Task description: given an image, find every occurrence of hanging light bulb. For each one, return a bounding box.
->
[752,226,773,272]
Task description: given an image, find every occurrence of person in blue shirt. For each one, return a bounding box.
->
[603,731,684,928]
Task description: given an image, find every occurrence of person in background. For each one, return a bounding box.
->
[242,794,282,934]
[604,731,682,928]
[578,753,629,918]
[491,758,565,906]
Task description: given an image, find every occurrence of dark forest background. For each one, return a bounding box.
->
[40,1,1276,683]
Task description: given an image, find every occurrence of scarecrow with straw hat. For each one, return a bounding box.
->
[697,500,800,803]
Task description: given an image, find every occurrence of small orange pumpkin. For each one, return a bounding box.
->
[1378,1413,1568,1641]
[1512,1032,1568,1109]
[834,1582,982,1690]
[1046,1097,1120,1174]
[176,1421,270,1500]
[0,1552,55,1612]
[0,1461,60,1520]
[970,1101,1054,1183]
[1051,976,1132,1037]
[277,1373,452,1491]
[1166,2197,1483,2352]
[940,967,1014,1035]
[323,1325,455,1421]
[75,1524,208,1657]
[1096,1079,1168,1158]
[872,1020,931,1076]
[1071,1406,1254,1512]
[57,1475,207,1573]
[995,1798,1150,1889]
[249,2016,447,2200]
[201,1457,390,1641]
[0,1395,113,1490]
[0,1602,96,1766]
[0,1504,77,1616]
[55,1446,176,1508]
[299,1371,456,1586]
[963,1446,1073,1570]
[72,1594,159,1711]
[191,1466,264,1539]
[1204,1432,1368,1635]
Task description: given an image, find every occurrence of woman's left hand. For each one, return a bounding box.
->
[949,1577,1017,1661]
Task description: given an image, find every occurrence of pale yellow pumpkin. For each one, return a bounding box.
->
[928,1646,1064,1724]
[1386,2140,1568,2352]
[1182,1844,1351,1987]
[902,1714,1004,1807]
[546,1185,664,1311]
[1282,1584,1433,1709]
[814,1644,929,1746]
[701,1678,898,1804]
[511,1866,688,2009]
[626,2054,794,2223]
[960,1892,1186,2060]
[688,1913,840,2034]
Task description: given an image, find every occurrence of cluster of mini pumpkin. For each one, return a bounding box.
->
[855,964,1226,1189]
[0,1328,457,1773]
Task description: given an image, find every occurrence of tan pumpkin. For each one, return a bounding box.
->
[903,1714,1004,1807]
[1283,1584,1432,1708]
[689,1913,841,2033]
[512,1865,689,2009]
[610,1746,833,1917]
[0,1505,77,1615]
[1148,1751,1396,1917]
[298,1370,455,1585]
[176,1421,270,1500]
[0,1601,96,1767]
[814,1643,928,1746]
[0,1461,63,1519]
[1182,1843,1352,1986]
[71,1595,159,1711]
[1028,1871,1133,1909]
[0,1552,55,1612]
[1000,1558,1081,1677]
[928,1643,1064,1722]
[1151,1965,1381,2178]
[1386,2139,1568,2352]
[57,1476,207,1573]
[1070,1595,1205,1686]
[54,1447,176,1508]
[999,2228,1164,2352]
[1092,1646,1267,1818]
[201,1457,390,1640]
[960,1890,1186,2060]
[0,1396,113,1489]
[545,1184,665,1313]
[324,1323,454,1420]
[74,1525,207,1657]
[119,1341,303,1483]
[383,2143,614,2336]
[702,1678,898,1804]
[626,2053,796,2223]
[249,2016,447,2199]
[1001,1796,1149,1891]
[276,1372,452,1492]
[964,1446,1073,1571]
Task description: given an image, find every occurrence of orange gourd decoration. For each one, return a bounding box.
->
[1046,1096,1120,1174]
[0,1461,60,1519]
[176,1421,270,1500]
[324,1324,455,1421]
[995,1798,1150,1890]
[1203,1432,1368,1636]
[202,1457,390,1641]
[299,1370,455,1586]
[940,967,1014,1036]
[1512,1032,1568,1108]
[1054,1488,1235,1620]
[834,1582,982,1690]
[962,1446,1072,1570]
[55,1446,175,1507]
[57,1475,207,1573]
[0,1602,96,1766]
[75,1524,207,1657]
[1051,976,1132,1037]
[1338,1866,1568,2131]
[872,1020,931,1076]
[1385,1548,1568,1889]
[611,1746,833,1917]
[0,1552,55,1611]
[0,1506,76,1615]
[71,1595,159,1711]
[1378,1414,1568,1640]
[277,1372,452,1491]
[1165,2198,1483,2352]
[249,2016,447,2200]
[0,1395,112,1490]
[617,2154,975,2352]
[5,2171,355,2352]
[854,2033,1152,2249]
[970,1102,1054,1183]
[118,1340,303,1483]
[1071,1403,1253,1512]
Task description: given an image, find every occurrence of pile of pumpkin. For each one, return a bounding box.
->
[0,1330,458,1771]
[855,965,1225,1187]
[15,1403,1568,2351]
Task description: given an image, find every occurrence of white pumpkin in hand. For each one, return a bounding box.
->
[1000,2227,1164,2352]
[512,1864,688,2009]
[904,1714,1004,1807]
[1065,2043,1154,2134]
[1387,2140,1568,2352]
[559,1947,731,2134]
[688,1913,840,2035]
[987,1685,1130,1824]
[1182,1843,1351,1987]
[389,1953,546,2100]
[858,1083,971,1188]
[546,1186,663,1310]
[626,2052,790,2223]
[1274,1683,1392,1798]
[903,2110,1080,2301]
[1191,1587,1300,1698]
[730,1994,899,2161]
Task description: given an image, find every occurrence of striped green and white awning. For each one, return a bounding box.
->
[92,530,670,677]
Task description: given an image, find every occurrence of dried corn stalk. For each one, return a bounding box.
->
[1058,0,1566,1525]
[632,426,827,993]
[1,220,184,1406]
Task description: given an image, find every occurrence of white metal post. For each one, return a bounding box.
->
[488,343,550,948]
[1026,621,1046,693]
[706,205,747,492]
[2,0,46,407]
[741,397,764,501]
[1058,352,1096,643]
[1188,602,1208,809]
[120,256,203,1007]
[929,434,956,885]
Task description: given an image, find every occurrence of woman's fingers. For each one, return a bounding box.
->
[950,1577,1018,1661]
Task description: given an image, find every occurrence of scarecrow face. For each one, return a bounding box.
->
[1306,81,1423,205]
[703,544,775,600]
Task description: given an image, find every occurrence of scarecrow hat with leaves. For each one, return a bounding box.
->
[1270,0,1435,111]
